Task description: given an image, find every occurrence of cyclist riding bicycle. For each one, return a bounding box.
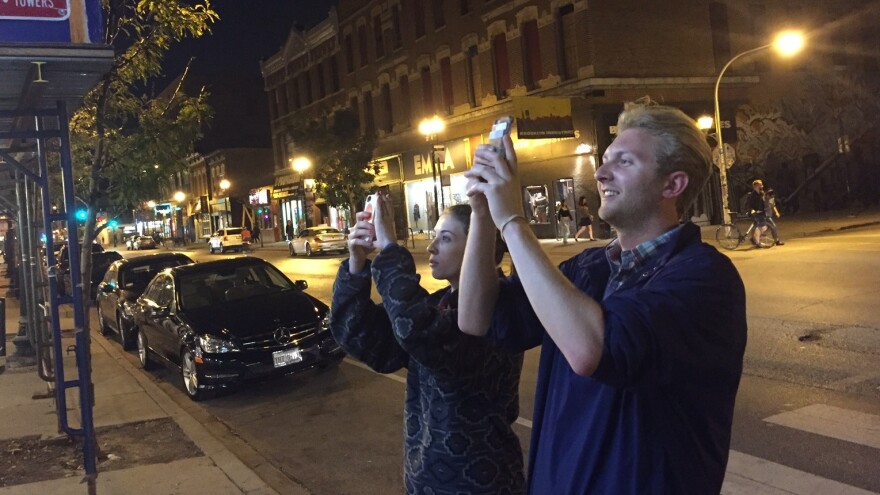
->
[745,179,769,248]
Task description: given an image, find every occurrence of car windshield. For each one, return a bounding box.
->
[119,259,190,293]
[178,264,294,310]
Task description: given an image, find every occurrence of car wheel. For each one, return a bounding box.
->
[181,349,205,401]
[305,243,313,256]
[118,313,134,351]
[97,306,111,336]
[136,328,153,370]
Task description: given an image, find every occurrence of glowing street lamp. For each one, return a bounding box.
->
[713,30,805,224]
[290,156,312,228]
[218,179,231,228]
[419,115,446,220]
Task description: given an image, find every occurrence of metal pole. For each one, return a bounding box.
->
[430,151,440,225]
[714,44,770,225]
[11,169,35,360]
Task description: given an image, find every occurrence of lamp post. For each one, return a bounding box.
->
[419,115,445,225]
[290,156,312,230]
[713,30,804,224]
[219,179,230,228]
[172,191,185,240]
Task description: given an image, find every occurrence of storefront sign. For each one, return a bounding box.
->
[513,97,575,139]
[249,188,270,205]
[272,174,299,199]
[0,0,71,21]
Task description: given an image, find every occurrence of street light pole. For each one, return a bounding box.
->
[419,116,445,226]
[291,156,312,231]
[713,31,804,224]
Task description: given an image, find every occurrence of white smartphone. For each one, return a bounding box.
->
[488,116,513,159]
[364,194,378,223]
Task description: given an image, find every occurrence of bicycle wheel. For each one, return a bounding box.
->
[757,226,776,248]
[715,224,741,250]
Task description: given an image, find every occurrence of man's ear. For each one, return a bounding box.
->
[662,171,689,200]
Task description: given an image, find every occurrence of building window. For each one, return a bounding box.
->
[350,96,360,125]
[315,66,325,100]
[358,24,369,67]
[381,83,393,133]
[399,74,412,125]
[521,19,542,90]
[277,84,288,114]
[433,0,445,30]
[557,4,576,80]
[464,45,478,108]
[329,56,340,93]
[440,57,454,114]
[414,0,426,38]
[301,72,312,105]
[492,33,510,99]
[460,0,470,15]
[709,2,731,72]
[287,79,300,111]
[374,15,385,59]
[392,5,403,49]
[363,91,376,134]
[344,34,354,73]
[420,65,434,114]
[268,89,278,120]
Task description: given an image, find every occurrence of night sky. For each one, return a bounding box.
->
[161,0,337,151]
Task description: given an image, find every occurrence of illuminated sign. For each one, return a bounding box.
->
[249,189,269,205]
[0,0,71,21]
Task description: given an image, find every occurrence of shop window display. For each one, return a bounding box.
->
[523,185,550,224]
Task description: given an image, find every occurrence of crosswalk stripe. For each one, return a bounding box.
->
[723,450,877,495]
[764,404,880,450]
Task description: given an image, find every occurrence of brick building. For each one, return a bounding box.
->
[262,0,880,237]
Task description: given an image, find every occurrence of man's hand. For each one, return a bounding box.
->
[348,212,376,274]
[464,135,524,228]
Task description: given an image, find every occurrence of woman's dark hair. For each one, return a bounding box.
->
[443,204,472,234]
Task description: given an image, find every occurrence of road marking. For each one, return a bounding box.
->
[722,450,877,495]
[764,404,880,449]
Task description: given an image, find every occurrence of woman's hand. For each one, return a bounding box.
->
[348,212,376,274]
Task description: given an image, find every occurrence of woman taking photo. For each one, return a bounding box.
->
[330,194,524,495]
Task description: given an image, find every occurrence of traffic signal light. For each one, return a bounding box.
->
[75,209,87,222]
[108,219,119,229]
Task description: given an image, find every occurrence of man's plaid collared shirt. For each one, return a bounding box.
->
[603,225,683,298]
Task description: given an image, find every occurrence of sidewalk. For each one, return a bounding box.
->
[0,280,296,493]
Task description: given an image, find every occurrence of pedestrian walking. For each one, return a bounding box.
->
[331,196,525,495]
[574,195,596,241]
[252,224,262,247]
[556,200,573,244]
[764,189,784,246]
[746,179,770,247]
[285,220,294,241]
[459,100,747,494]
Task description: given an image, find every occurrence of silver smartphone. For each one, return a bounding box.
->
[488,116,513,159]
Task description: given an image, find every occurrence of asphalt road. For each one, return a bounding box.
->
[118,226,880,494]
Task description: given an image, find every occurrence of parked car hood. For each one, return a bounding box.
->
[181,290,327,339]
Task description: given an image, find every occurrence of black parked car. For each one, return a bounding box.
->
[95,252,195,350]
[57,243,122,301]
[131,257,344,400]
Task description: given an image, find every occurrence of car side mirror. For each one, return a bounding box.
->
[149,305,170,317]
[294,280,308,290]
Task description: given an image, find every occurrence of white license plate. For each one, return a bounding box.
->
[272,348,302,368]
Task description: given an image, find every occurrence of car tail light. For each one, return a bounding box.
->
[223,236,228,241]
[314,236,324,242]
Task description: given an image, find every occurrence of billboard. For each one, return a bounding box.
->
[513,97,576,139]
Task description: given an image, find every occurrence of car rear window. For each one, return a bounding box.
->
[225,228,243,235]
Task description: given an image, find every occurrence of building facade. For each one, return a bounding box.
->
[262,0,880,237]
